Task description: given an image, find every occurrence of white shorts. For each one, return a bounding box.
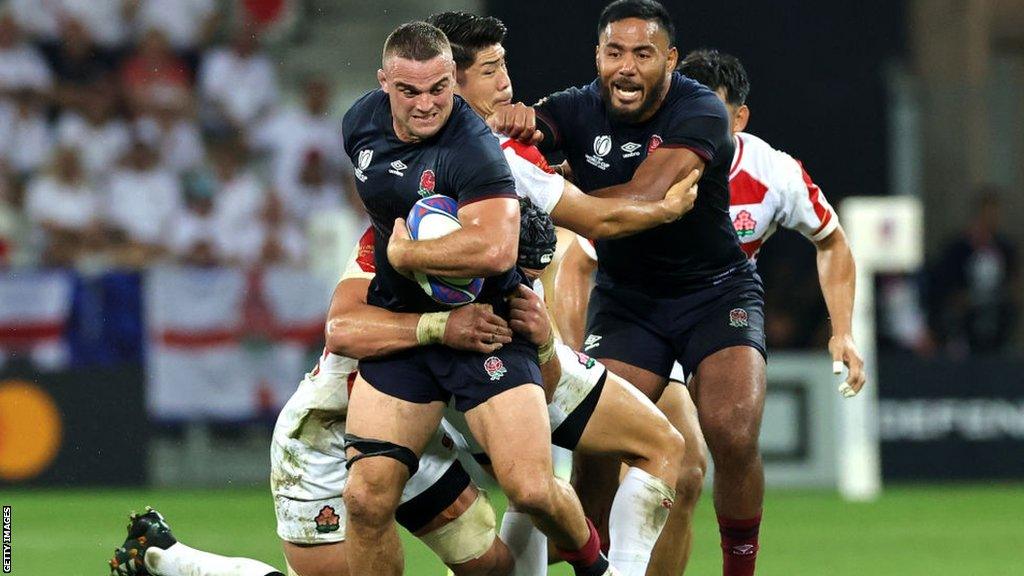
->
[443,341,608,458]
[271,371,464,544]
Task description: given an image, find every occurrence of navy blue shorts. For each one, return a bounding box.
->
[359,337,542,412]
[584,270,767,378]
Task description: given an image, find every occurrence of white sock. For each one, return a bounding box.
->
[498,509,548,576]
[144,543,283,576]
[607,467,676,576]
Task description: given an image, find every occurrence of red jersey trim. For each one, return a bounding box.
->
[729,170,770,206]
[658,143,712,162]
[740,238,764,260]
[729,135,744,179]
[501,139,555,174]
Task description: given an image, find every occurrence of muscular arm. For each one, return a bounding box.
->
[814,225,866,393]
[553,238,596,351]
[591,147,706,202]
[550,168,699,239]
[325,277,512,359]
[388,197,520,277]
[815,226,856,338]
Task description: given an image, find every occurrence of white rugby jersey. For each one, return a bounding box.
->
[495,133,565,213]
[728,131,837,260]
[578,131,838,262]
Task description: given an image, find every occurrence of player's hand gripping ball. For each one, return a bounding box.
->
[405,195,485,306]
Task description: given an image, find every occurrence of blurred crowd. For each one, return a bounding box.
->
[0,0,359,270]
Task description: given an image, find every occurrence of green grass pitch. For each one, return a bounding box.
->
[3,484,1022,575]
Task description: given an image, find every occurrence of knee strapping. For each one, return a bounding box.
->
[418,489,497,565]
[343,433,419,477]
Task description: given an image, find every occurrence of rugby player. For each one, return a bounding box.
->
[341,21,612,576]
[490,2,778,574]
[425,11,706,575]
[108,223,533,576]
[553,43,868,575]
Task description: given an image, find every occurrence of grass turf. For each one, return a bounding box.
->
[3,484,1022,575]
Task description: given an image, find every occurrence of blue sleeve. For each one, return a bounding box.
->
[445,113,517,208]
[659,91,731,165]
[534,87,582,153]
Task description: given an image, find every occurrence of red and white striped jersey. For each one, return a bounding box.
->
[728,131,837,261]
[578,131,838,262]
[495,133,565,214]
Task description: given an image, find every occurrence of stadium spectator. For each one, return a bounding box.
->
[0,170,26,265]
[48,19,116,110]
[277,149,346,225]
[55,78,131,184]
[226,192,306,266]
[105,136,182,266]
[250,75,348,192]
[197,24,278,137]
[132,0,220,61]
[120,28,192,116]
[24,146,104,265]
[9,0,131,53]
[134,103,205,175]
[0,14,53,99]
[168,170,228,267]
[930,187,1021,354]
[209,138,265,240]
[0,88,54,183]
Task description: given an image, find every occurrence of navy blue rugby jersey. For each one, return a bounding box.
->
[342,91,522,313]
[536,72,749,295]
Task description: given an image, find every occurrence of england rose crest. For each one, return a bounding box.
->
[729,308,749,328]
[418,169,436,197]
[484,356,507,381]
[647,134,663,154]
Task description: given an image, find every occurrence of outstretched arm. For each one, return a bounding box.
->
[388,197,520,278]
[553,238,597,351]
[550,168,700,239]
[814,226,865,395]
[590,147,706,202]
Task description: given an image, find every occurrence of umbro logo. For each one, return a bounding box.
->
[389,160,408,177]
[621,141,642,158]
[583,334,602,351]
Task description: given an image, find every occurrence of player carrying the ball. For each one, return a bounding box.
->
[340,21,618,576]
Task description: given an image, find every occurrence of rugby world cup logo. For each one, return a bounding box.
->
[593,135,613,157]
[484,356,507,381]
[357,149,372,170]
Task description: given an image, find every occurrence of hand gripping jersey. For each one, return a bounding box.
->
[728,132,838,260]
[342,91,521,313]
[579,131,839,264]
[536,72,748,295]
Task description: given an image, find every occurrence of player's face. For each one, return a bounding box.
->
[596,18,678,123]
[379,54,456,142]
[713,87,750,133]
[456,44,513,119]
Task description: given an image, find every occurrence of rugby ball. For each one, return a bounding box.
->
[405,195,484,306]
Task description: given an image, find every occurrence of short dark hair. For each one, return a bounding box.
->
[679,48,750,106]
[427,12,507,70]
[382,21,451,66]
[598,0,675,47]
